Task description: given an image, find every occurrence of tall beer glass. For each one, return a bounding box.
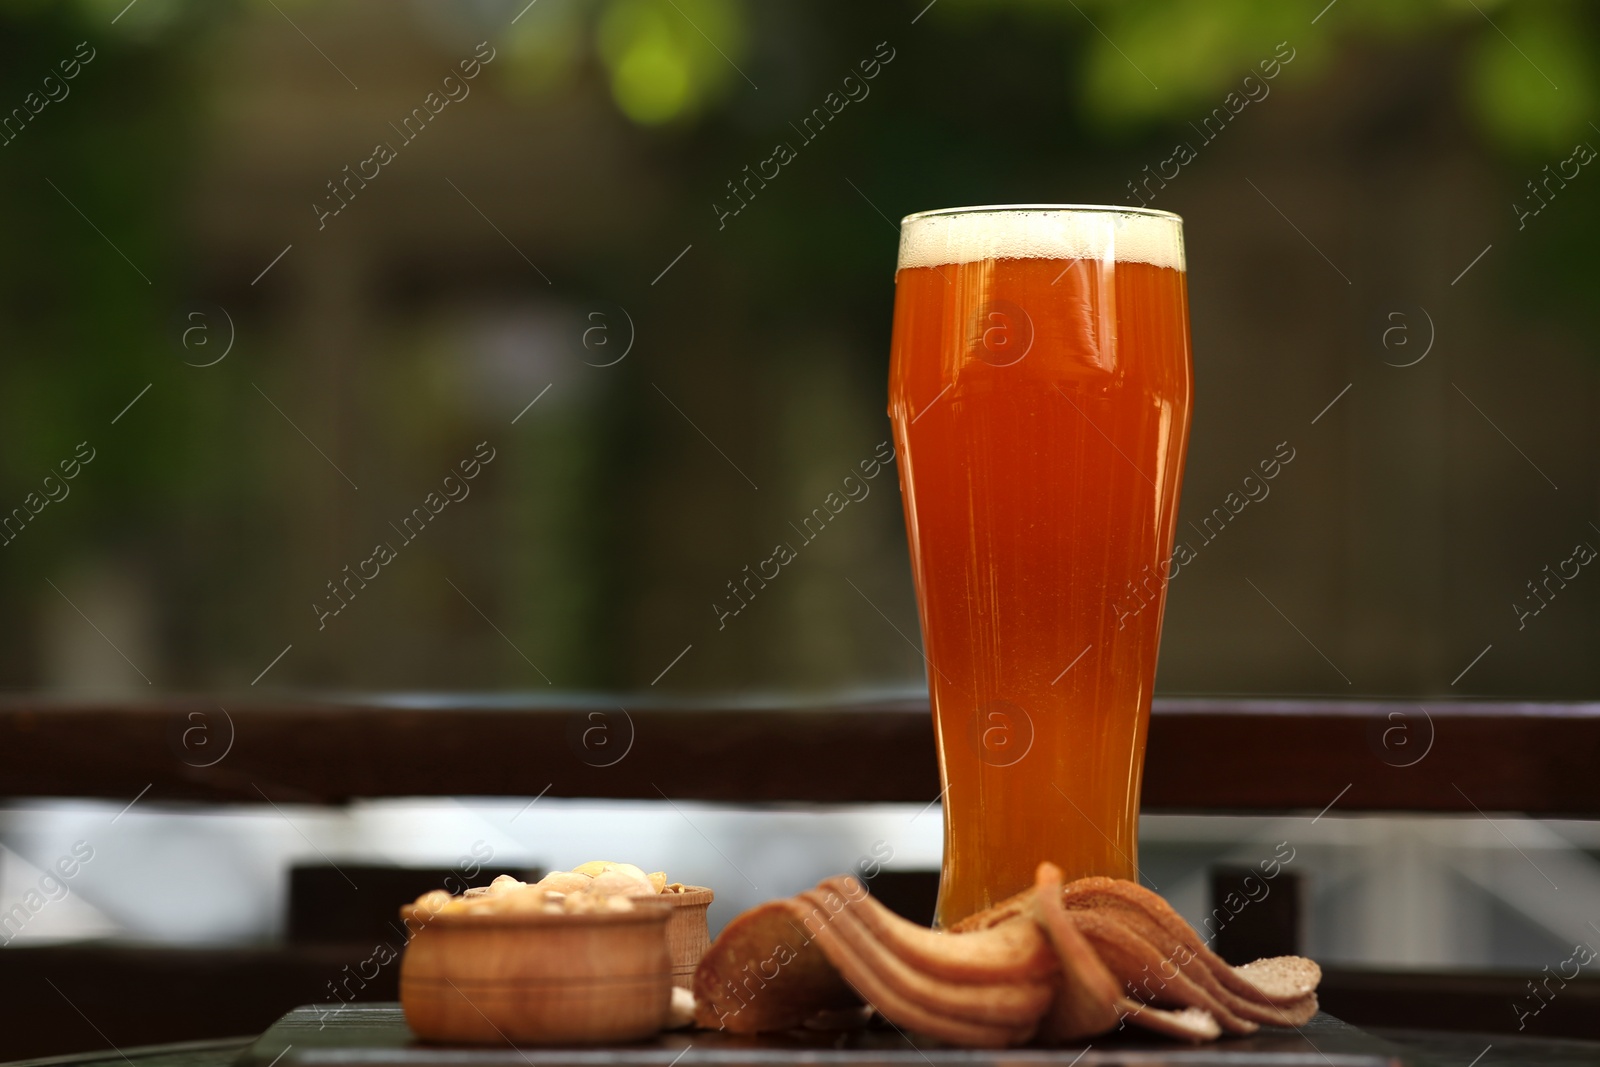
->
[887,206,1192,926]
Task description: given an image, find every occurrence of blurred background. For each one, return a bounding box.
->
[2,0,1599,1058]
[1,0,1596,697]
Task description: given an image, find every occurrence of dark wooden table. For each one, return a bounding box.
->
[4,1022,1600,1067]
[241,1006,1409,1067]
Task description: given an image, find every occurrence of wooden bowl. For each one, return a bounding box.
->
[663,886,714,988]
[398,901,672,1045]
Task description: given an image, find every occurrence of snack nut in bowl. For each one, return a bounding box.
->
[399,870,672,1045]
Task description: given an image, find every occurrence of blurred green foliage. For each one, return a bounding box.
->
[498,0,1598,156]
[25,0,1594,144]
[0,3,215,642]
[1465,1,1597,151]
[597,0,745,123]
[1033,0,1600,153]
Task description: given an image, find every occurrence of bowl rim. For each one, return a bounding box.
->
[661,884,714,904]
[400,898,673,928]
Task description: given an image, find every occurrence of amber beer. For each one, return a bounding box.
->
[887,206,1192,926]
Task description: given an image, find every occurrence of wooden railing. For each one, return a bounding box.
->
[3,695,1596,815]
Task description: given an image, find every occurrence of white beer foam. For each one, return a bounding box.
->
[897,206,1185,271]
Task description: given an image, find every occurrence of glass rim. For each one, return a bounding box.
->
[900,203,1184,226]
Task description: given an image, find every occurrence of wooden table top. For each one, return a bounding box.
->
[5,1013,1600,1067]
[241,1006,1409,1066]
